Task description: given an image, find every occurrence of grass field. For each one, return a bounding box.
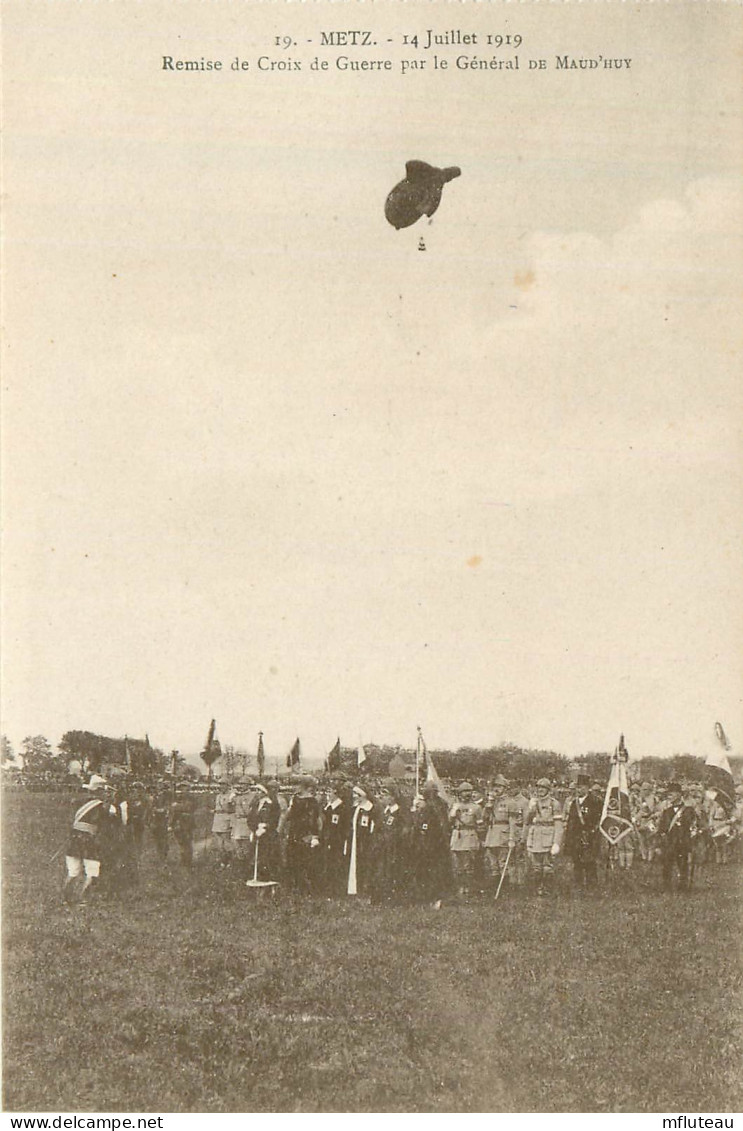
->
[2,790,741,1114]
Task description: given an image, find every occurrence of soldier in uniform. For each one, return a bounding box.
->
[63,775,118,904]
[707,790,734,865]
[483,775,522,894]
[634,785,660,865]
[211,781,235,866]
[686,784,712,871]
[320,778,350,897]
[285,777,322,894]
[562,774,603,888]
[409,782,451,906]
[657,781,698,892]
[150,787,171,861]
[230,782,255,876]
[127,782,149,854]
[525,778,563,895]
[731,785,743,864]
[170,785,196,867]
[615,788,639,871]
[448,782,484,898]
[508,781,531,887]
[108,781,139,893]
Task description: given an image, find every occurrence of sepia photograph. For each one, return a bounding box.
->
[2,0,742,1116]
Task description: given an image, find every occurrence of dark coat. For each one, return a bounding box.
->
[409,800,451,901]
[285,794,322,892]
[657,802,697,853]
[562,793,603,861]
[321,798,350,896]
[375,803,411,902]
[247,792,281,880]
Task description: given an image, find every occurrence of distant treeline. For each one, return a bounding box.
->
[331,744,742,783]
[3,732,741,784]
[1,731,167,776]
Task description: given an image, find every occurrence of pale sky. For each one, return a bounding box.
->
[3,2,742,765]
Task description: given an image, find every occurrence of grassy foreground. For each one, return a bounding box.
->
[2,791,741,1113]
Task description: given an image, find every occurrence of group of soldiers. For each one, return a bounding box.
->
[60,768,742,906]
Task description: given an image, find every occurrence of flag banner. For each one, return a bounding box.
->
[286,737,301,769]
[327,737,341,772]
[706,722,736,810]
[419,728,452,804]
[600,746,633,845]
[201,719,222,768]
[357,743,367,768]
[257,732,265,778]
[425,754,452,805]
[124,736,131,773]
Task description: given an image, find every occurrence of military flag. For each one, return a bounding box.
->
[200,719,222,782]
[357,742,367,769]
[141,733,153,774]
[257,731,265,778]
[600,734,633,845]
[327,737,341,773]
[415,727,423,793]
[420,728,452,804]
[286,737,300,769]
[706,723,736,812]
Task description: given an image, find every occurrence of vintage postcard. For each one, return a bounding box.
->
[2,0,742,1117]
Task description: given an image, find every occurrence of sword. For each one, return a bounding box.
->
[245,835,278,889]
[495,845,513,902]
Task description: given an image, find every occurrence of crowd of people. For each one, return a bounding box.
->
[58,769,743,907]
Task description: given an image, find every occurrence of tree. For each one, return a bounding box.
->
[424,745,570,782]
[221,745,251,780]
[58,731,106,772]
[1,735,16,765]
[669,753,706,780]
[222,745,236,780]
[58,730,165,776]
[20,735,57,774]
[635,756,673,783]
[579,752,614,780]
[236,748,251,778]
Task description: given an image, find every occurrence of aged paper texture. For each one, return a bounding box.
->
[2,0,742,1116]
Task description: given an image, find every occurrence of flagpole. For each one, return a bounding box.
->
[416,726,421,795]
[171,750,178,805]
